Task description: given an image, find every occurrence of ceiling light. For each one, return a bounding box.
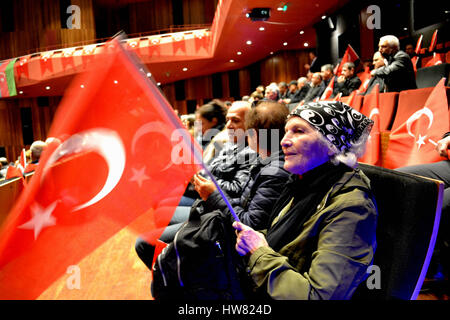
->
[80,84,85,88]
[403,27,408,31]
[277,7,283,11]
[237,51,242,55]
[270,51,274,55]
[45,86,50,90]
[230,59,235,63]
[182,67,188,71]
[283,42,288,46]
[259,27,265,31]
[299,30,304,34]
[19,91,23,94]
[246,40,252,45]
[147,72,152,77]
[157,82,161,86]
[113,80,118,84]
[321,15,326,20]
[304,42,309,47]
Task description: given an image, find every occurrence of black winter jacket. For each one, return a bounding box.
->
[205,150,290,230]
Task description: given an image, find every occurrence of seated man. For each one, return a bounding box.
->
[296,77,311,102]
[371,35,417,92]
[365,51,386,95]
[263,83,280,102]
[278,82,289,100]
[195,101,291,230]
[332,62,361,98]
[320,64,335,88]
[233,101,378,300]
[302,72,324,103]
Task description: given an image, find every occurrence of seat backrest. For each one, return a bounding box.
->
[353,163,443,300]
[359,92,399,131]
[416,63,450,89]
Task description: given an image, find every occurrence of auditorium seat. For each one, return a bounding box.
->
[341,94,363,112]
[416,63,450,89]
[0,177,24,226]
[359,92,399,131]
[390,86,450,132]
[353,164,443,300]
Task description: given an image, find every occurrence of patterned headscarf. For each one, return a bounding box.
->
[289,101,373,153]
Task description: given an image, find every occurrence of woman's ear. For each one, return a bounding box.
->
[211,117,218,127]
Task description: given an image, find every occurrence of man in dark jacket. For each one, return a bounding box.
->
[365,51,386,95]
[332,62,361,97]
[200,101,291,230]
[371,35,417,92]
[302,73,324,103]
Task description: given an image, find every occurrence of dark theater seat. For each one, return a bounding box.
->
[352,163,443,300]
[416,63,450,89]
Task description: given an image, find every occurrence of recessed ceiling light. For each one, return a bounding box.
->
[304,42,309,47]
[270,51,274,55]
[147,72,152,77]
[80,84,85,88]
[113,80,118,84]
[45,86,50,90]
[237,51,242,55]
[321,15,326,20]
[277,7,283,11]
[19,91,23,94]
[283,42,288,46]
[230,59,235,63]
[403,27,408,31]
[157,82,161,86]
[182,67,188,71]
[259,27,265,31]
[246,40,252,45]
[299,30,304,34]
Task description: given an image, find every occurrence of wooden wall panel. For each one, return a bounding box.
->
[128,1,173,35]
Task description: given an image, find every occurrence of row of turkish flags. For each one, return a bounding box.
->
[358,78,449,169]
[0,39,202,299]
[14,31,212,80]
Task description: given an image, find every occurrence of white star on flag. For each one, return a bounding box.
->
[416,134,426,150]
[129,166,150,188]
[18,201,58,240]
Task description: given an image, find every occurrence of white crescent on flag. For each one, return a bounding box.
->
[131,121,174,171]
[42,128,126,212]
[405,107,434,139]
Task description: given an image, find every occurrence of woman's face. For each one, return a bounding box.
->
[281,117,331,175]
[195,114,216,135]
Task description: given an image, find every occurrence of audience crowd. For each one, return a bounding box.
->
[1,34,448,299]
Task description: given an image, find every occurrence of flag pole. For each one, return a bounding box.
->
[114,39,240,223]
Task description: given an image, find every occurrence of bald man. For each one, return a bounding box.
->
[365,51,387,94]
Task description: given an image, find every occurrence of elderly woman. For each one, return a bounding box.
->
[233,101,378,300]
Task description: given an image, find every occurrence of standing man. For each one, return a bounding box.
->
[371,35,417,92]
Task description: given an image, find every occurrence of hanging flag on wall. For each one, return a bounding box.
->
[0,58,18,98]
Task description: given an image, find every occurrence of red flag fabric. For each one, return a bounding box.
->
[358,66,371,86]
[411,56,419,74]
[415,35,423,55]
[17,149,27,175]
[0,39,201,299]
[429,30,438,53]
[383,78,449,169]
[320,76,335,100]
[334,45,360,76]
[358,84,381,166]
[333,92,342,101]
[172,34,186,55]
[5,166,22,180]
[40,53,54,76]
[425,52,444,67]
[15,57,30,80]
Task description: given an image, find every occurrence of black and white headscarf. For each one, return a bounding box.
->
[289,101,373,153]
